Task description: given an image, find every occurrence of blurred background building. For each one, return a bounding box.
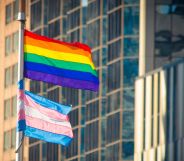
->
[0,0,183,161]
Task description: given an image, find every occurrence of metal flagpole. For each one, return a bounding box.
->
[16,0,26,161]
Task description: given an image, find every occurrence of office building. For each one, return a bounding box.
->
[28,0,139,161]
[134,0,184,161]
[0,0,30,160]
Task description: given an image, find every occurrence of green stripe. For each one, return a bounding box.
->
[24,52,97,77]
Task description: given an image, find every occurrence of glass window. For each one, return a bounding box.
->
[107,0,122,11]
[123,58,138,87]
[48,0,60,21]
[47,88,59,102]
[122,111,134,139]
[123,89,134,109]
[66,129,78,158]
[62,87,79,107]
[122,141,134,160]
[11,128,16,148]
[5,67,12,87]
[29,144,40,161]
[155,5,172,57]
[124,38,139,57]
[12,96,17,117]
[13,63,18,84]
[108,9,121,40]
[6,4,12,24]
[4,131,11,151]
[124,7,139,35]
[106,143,119,161]
[68,0,80,10]
[46,143,58,161]
[107,112,120,143]
[107,91,120,113]
[108,40,121,62]
[86,151,99,161]
[87,20,100,48]
[68,10,80,30]
[4,99,11,120]
[85,121,99,151]
[48,20,60,38]
[13,0,19,20]
[69,108,79,127]
[5,35,11,56]
[12,32,19,53]
[86,100,99,121]
[30,80,41,94]
[31,1,42,30]
[87,0,100,21]
[107,61,120,92]
[42,142,47,161]
[68,29,80,42]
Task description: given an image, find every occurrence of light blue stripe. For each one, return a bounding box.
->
[17,120,26,131]
[18,80,24,90]
[24,126,72,146]
[25,90,71,115]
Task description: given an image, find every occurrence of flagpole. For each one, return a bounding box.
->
[16,0,25,161]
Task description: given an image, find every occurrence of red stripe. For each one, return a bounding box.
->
[24,30,91,53]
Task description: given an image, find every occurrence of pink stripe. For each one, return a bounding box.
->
[26,115,73,138]
[18,109,25,120]
[18,90,69,121]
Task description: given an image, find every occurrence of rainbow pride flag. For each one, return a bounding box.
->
[18,90,73,146]
[24,30,99,91]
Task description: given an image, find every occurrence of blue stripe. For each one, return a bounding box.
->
[24,126,72,146]
[24,61,99,84]
[18,80,24,90]
[25,90,71,115]
[17,120,26,131]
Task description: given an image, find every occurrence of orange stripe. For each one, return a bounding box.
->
[25,36,92,59]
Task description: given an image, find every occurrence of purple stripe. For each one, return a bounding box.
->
[25,70,99,91]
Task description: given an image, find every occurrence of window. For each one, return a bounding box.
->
[108,40,121,62]
[4,99,11,120]
[30,80,41,94]
[4,131,11,151]
[31,1,42,30]
[124,6,139,35]
[5,36,11,56]
[86,151,99,161]
[124,38,139,57]
[69,108,79,127]
[107,61,120,92]
[107,0,122,11]
[107,91,120,113]
[12,63,18,84]
[123,89,134,109]
[11,128,16,148]
[87,20,100,48]
[12,96,17,117]
[12,32,19,53]
[68,10,80,30]
[108,9,121,40]
[106,112,120,143]
[13,0,19,20]
[87,0,100,21]
[68,29,80,42]
[122,141,134,160]
[5,67,12,87]
[122,111,134,139]
[48,20,60,38]
[6,4,12,24]
[123,58,138,87]
[106,143,119,161]
[86,100,99,121]
[48,0,60,21]
[47,88,60,102]
[85,121,99,151]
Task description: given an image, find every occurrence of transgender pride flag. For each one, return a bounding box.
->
[17,90,73,146]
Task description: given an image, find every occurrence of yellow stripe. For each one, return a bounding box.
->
[24,44,95,69]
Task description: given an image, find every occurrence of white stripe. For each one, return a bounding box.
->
[25,105,71,128]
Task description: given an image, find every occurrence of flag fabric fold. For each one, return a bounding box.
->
[17,89,73,146]
[24,30,99,91]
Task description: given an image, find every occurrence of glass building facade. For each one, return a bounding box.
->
[28,0,139,161]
